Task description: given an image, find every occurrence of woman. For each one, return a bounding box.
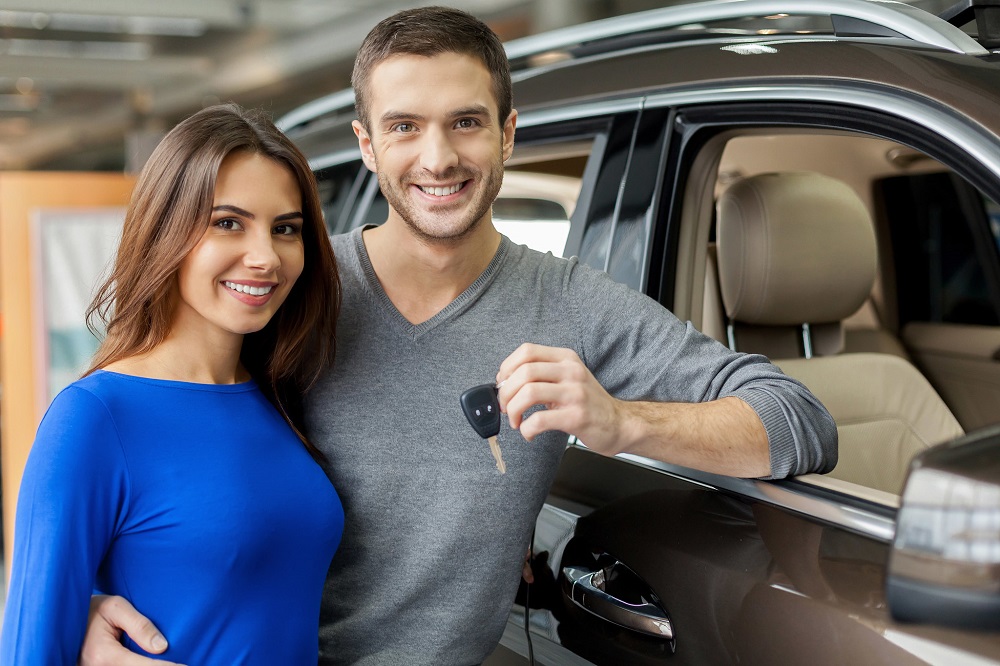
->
[0,103,343,664]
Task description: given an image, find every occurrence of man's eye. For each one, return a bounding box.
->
[456,118,479,129]
[393,123,415,133]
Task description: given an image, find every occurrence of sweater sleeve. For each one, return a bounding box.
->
[0,386,130,665]
[564,261,838,478]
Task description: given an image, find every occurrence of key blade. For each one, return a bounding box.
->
[488,435,506,474]
[459,383,502,439]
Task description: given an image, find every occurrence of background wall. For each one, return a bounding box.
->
[0,172,135,574]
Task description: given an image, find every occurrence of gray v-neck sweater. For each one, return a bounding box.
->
[307,227,835,665]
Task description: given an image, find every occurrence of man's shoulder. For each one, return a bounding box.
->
[502,239,578,275]
[329,228,359,257]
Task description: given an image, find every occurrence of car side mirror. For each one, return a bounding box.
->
[887,425,1000,631]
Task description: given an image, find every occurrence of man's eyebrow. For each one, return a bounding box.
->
[450,105,491,118]
[378,105,492,125]
[379,111,425,125]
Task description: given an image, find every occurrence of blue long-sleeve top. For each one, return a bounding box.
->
[1,370,344,665]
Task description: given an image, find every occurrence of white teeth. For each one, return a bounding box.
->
[419,183,461,197]
[224,281,273,296]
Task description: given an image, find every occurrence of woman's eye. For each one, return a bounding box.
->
[215,218,242,231]
[273,223,302,236]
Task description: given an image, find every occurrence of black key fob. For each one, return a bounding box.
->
[460,383,501,439]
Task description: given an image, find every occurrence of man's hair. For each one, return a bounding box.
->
[352,6,512,130]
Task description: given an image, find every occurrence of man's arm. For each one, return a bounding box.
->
[79,596,179,666]
[497,343,771,477]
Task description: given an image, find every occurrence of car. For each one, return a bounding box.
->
[278,0,1000,663]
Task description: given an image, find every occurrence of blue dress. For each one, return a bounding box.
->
[1,370,344,665]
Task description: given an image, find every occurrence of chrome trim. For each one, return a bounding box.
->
[503,0,987,58]
[308,147,361,171]
[515,98,644,129]
[562,565,675,639]
[615,450,897,542]
[276,88,355,132]
[513,83,1000,179]
[299,83,1000,177]
[644,84,1000,176]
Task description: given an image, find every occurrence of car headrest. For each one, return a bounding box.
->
[716,171,877,326]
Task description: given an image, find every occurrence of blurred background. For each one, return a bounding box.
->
[0,0,956,173]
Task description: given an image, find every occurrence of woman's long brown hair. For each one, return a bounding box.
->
[86,103,340,459]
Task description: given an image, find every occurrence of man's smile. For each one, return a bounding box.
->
[416,182,466,197]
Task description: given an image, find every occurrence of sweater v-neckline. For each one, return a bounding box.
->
[352,227,509,340]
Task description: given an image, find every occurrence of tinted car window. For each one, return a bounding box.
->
[881,172,1000,326]
[315,162,367,235]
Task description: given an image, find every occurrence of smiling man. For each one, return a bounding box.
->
[80,6,837,666]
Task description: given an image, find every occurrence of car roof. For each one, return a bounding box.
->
[279,0,1000,164]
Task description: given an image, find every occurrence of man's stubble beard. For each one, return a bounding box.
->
[376,153,505,244]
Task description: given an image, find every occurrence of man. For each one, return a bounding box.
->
[80,6,836,665]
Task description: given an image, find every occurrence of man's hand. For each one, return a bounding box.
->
[496,342,771,477]
[79,595,182,666]
[496,343,627,455]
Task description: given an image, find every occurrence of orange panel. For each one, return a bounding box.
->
[0,172,135,577]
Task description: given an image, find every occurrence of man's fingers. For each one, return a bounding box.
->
[93,595,168,654]
[496,343,575,382]
[522,559,535,584]
[80,595,183,666]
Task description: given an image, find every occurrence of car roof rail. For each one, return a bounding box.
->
[504,0,989,65]
[276,88,355,134]
[277,0,991,135]
[940,0,1000,48]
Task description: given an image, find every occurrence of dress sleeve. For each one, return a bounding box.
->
[564,261,838,478]
[0,386,130,665]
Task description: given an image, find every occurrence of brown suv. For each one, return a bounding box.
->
[280,0,1000,663]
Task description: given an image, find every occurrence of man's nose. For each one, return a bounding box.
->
[419,126,459,174]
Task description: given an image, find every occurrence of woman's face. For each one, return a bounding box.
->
[173,150,305,341]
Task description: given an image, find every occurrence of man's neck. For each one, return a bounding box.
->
[362,218,502,325]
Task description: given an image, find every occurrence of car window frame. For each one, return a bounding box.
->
[582,92,1000,542]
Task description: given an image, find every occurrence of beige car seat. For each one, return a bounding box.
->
[715,172,963,494]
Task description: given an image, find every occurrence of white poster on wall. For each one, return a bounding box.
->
[32,208,124,411]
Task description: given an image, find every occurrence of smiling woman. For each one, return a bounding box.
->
[174,151,305,342]
[0,103,344,665]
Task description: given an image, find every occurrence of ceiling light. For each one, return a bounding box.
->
[0,94,40,111]
[2,38,151,60]
[0,10,206,37]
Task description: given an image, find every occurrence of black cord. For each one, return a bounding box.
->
[524,528,535,665]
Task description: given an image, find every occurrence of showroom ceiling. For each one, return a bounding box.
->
[0,0,956,171]
[0,0,554,170]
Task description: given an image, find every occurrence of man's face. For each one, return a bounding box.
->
[353,52,516,242]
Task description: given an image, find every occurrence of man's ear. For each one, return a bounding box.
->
[353,120,377,173]
[502,109,517,163]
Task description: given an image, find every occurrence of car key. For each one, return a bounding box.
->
[460,383,506,474]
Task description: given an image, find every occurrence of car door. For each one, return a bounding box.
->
[500,94,1000,665]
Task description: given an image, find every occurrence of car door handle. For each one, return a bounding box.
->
[562,563,674,640]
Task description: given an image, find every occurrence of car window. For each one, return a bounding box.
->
[314,162,367,235]
[880,172,1000,326]
[492,171,580,257]
[664,114,1000,505]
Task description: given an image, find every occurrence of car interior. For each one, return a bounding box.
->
[495,126,1000,507]
[698,130,1000,505]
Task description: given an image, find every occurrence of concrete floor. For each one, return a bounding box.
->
[483,643,529,665]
